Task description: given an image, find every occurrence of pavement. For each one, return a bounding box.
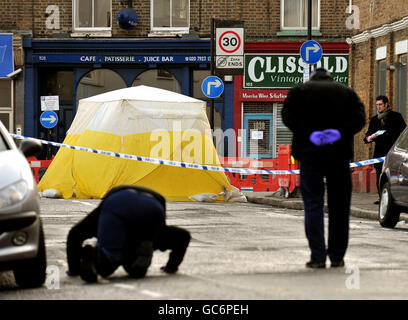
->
[244,189,408,224]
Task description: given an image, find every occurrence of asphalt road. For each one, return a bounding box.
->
[1,198,408,299]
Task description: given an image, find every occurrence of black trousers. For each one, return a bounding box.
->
[300,160,352,263]
[374,162,383,197]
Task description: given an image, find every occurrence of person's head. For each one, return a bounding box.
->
[309,68,333,81]
[375,95,390,113]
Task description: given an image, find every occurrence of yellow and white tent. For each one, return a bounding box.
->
[38,85,235,201]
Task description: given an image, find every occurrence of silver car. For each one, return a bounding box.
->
[379,126,408,228]
[0,121,46,288]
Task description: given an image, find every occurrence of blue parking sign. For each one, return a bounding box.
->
[201,76,224,98]
[300,40,323,65]
[0,34,13,78]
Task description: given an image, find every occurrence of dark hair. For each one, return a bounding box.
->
[309,68,333,81]
[376,95,389,105]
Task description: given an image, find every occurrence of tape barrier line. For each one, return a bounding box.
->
[11,134,385,175]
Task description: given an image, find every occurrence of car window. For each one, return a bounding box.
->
[395,128,408,151]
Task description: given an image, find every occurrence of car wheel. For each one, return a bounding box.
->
[379,182,401,228]
[13,223,47,288]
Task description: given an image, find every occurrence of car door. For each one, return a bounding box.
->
[390,128,408,203]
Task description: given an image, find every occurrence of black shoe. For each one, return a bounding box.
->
[80,245,98,283]
[305,260,326,269]
[125,241,153,278]
[374,200,380,205]
[331,260,345,268]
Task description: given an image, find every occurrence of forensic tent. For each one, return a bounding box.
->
[38,85,236,201]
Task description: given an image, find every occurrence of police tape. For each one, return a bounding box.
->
[11,134,385,175]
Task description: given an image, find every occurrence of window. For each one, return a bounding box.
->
[0,79,13,132]
[375,60,387,111]
[151,0,189,33]
[73,0,111,31]
[395,55,407,121]
[282,0,319,30]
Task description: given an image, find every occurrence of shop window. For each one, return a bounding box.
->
[151,0,189,34]
[132,69,181,93]
[0,79,12,131]
[395,55,407,121]
[73,0,111,32]
[281,0,319,30]
[77,69,126,102]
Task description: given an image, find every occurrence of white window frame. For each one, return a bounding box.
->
[281,0,321,31]
[0,79,14,132]
[72,0,112,33]
[150,0,190,35]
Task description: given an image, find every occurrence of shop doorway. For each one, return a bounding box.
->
[243,113,273,159]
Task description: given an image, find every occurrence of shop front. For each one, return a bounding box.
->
[23,39,235,145]
[234,41,350,159]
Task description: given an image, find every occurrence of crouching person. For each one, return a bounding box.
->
[66,185,191,283]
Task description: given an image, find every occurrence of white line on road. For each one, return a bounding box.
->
[71,200,97,207]
[140,289,163,298]
[113,283,136,290]
[41,215,86,218]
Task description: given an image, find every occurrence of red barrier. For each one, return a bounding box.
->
[27,156,54,183]
[221,145,300,193]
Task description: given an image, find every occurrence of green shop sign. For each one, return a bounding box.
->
[244,54,349,89]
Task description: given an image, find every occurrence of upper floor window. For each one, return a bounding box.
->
[151,0,189,34]
[282,0,320,30]
[73,0,111,31]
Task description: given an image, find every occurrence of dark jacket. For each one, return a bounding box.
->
[66,185,190,275]
[363,110,406,158]
[281,75,366,163]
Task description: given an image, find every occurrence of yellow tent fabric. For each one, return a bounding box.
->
[38,86,234,201]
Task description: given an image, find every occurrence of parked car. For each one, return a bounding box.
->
[379,126,408,228]
[0,121,45,288]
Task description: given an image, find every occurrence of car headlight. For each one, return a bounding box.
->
[0,180,28,209]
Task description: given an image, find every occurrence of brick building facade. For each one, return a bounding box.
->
[0,0,352,160]
[347,0,408,161]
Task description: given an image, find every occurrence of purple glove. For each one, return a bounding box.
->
[322,129,341,144]
[310,129,341,146]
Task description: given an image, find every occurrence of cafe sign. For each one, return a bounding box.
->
[244,54,349,89]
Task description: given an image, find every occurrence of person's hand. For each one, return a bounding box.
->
[367,135,374,142]
[160,266,178,274]
[310,129,341,146]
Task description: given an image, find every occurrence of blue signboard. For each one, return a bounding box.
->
[0,34,13,78]
[33,54,211,64]
[201,76,224,98]
[300,40,323,65]
[40,111,58,129]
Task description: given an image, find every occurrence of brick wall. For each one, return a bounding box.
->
[352,0,408,33]
[349,2,408,162]
[0,0,352,39]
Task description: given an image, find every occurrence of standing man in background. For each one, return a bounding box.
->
[364,95,406,204]
[282,68,366,269]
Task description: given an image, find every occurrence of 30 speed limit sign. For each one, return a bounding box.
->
[216,28,244,56]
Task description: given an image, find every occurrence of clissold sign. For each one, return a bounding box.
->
[244,54,349,89]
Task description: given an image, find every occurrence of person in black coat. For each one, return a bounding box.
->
[66,185,191,282]
[363,95,406,203]
[282,68,366,269]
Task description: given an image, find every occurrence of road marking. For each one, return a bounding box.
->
[71,200,97,207]
[113,283,135,290]
[41,214,86,218]
[140,289,163,298]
